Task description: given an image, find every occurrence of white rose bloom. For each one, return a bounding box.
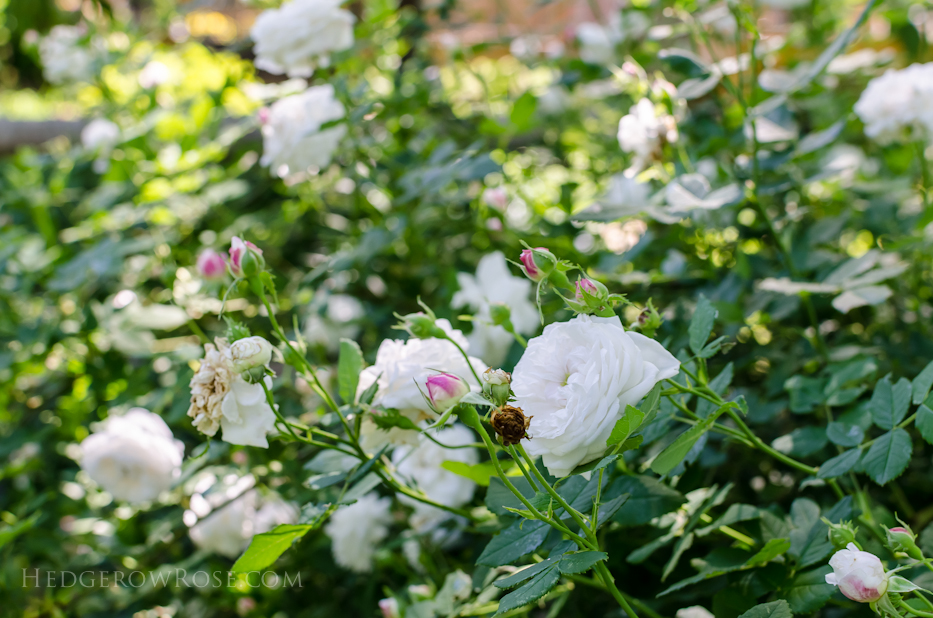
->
[676,608,715,618]
[618,99,678,169]
[39,25,102,84]
[825,543,889,603]
[854,63,933,144]
[229,336,274,373]
[324,493,393,572]
[512,314,680,477]
[452,251,539,367]
[138,60,172,88]
[260,85,347,177]
[189,490,256,559]
[251,0,355,77]
[81,119,120,151]
[357,320,486,452]
[188,338,278,448]
[79,408,184,504]
[392,424,478,534]
[254,495,300,533]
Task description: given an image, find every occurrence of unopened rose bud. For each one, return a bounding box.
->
[825,543,889,603]
[886,525,923,560]
[489,303,512,327]
[196,249,226,280]
[519,247,556,282]
[491,405,531,445]
[575,277,608,303]
[229,236,264,278]
[483,368,511,406]
[426,372,470,412]
[378,598,400,618]
[230,336,274,377]
[826,519,859,550]
[397,311,446,340]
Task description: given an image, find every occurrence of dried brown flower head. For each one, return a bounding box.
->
[491,405,531,446]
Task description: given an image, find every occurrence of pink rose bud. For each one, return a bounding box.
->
[886,525,922,559]
[575,278,599,301]
[426,372,470,411]
[258,107,270,125]
[196,249,227,280]
[825,543,889,603]
[229,236,264,277]
[519,247,555,282]
[378,598,400,618]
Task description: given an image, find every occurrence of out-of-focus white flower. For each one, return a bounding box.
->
[577,12,649,64]
[229,336,274,374]
[482,187,509,210]
[854,63,933,144]
[451,251,539,367]
[618,99,678,168]
[304,293,365,352]
[357,320,486,452]
[392,425,478,534]
[537,86,571,115]
[260,85,347,177]
[324,493,393,572]
[379,598,401,618]
[676,607,715,618]
[138,60,172,88]
[187,338,278,447]
[189,489,256,558]
[254,495,300,533]
[513,314,680,477]
[79,408,184,504]
[39,25,102,84]
[81,119,120,151]
[825,543,889,603]
[251,0,355,77]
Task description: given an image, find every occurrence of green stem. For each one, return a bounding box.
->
[593,561,639,618]
[507,444,539,492]
[918,141,931,210]
[444,334,483,384]
[899,599,933,617]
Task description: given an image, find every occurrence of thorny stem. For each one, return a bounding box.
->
[594,561,640,618]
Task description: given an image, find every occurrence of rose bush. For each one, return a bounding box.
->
[5,0,933,616]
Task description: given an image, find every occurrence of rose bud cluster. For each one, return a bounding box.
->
[825,543,889,603]
[425,372,470,412]
[229,236,265,278]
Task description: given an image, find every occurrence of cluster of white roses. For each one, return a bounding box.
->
[854,63,933,144]
[38,25,105,85]
[249,0,354,178]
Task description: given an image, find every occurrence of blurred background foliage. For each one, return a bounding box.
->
[2,0,933,616]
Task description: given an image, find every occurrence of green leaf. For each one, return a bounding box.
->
[305,470,346,490]
[637,384,664,429]
[0,511,41,551]
[696,504,761,537]
[826,422,864,447]
[337,339,363,404]
[494,562,559,615]
[689,295,718,354]
[612,476,686,526]
[556,474,601,513]
[596,493,629,529]
[916,404,933,445]
[746,538,791,565]
[738,600,793,618]
[570,454,620,476]
[477,519,550,567]
[485,476,536,516]
[913,360,933,404]
[784,375,826,413]
[607,405,644,446]
[558,551,607,575]
[441,460,499,487]
[509,91,538,132]
[232,523,320,572]
[494,557,558,589]
[771,426,827,457]
[785,566,835,614]
[651,403,735,475]
[817,449,861,479]
[862,428,912,485]
[370,408,420,431]
[870,376,911,430]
